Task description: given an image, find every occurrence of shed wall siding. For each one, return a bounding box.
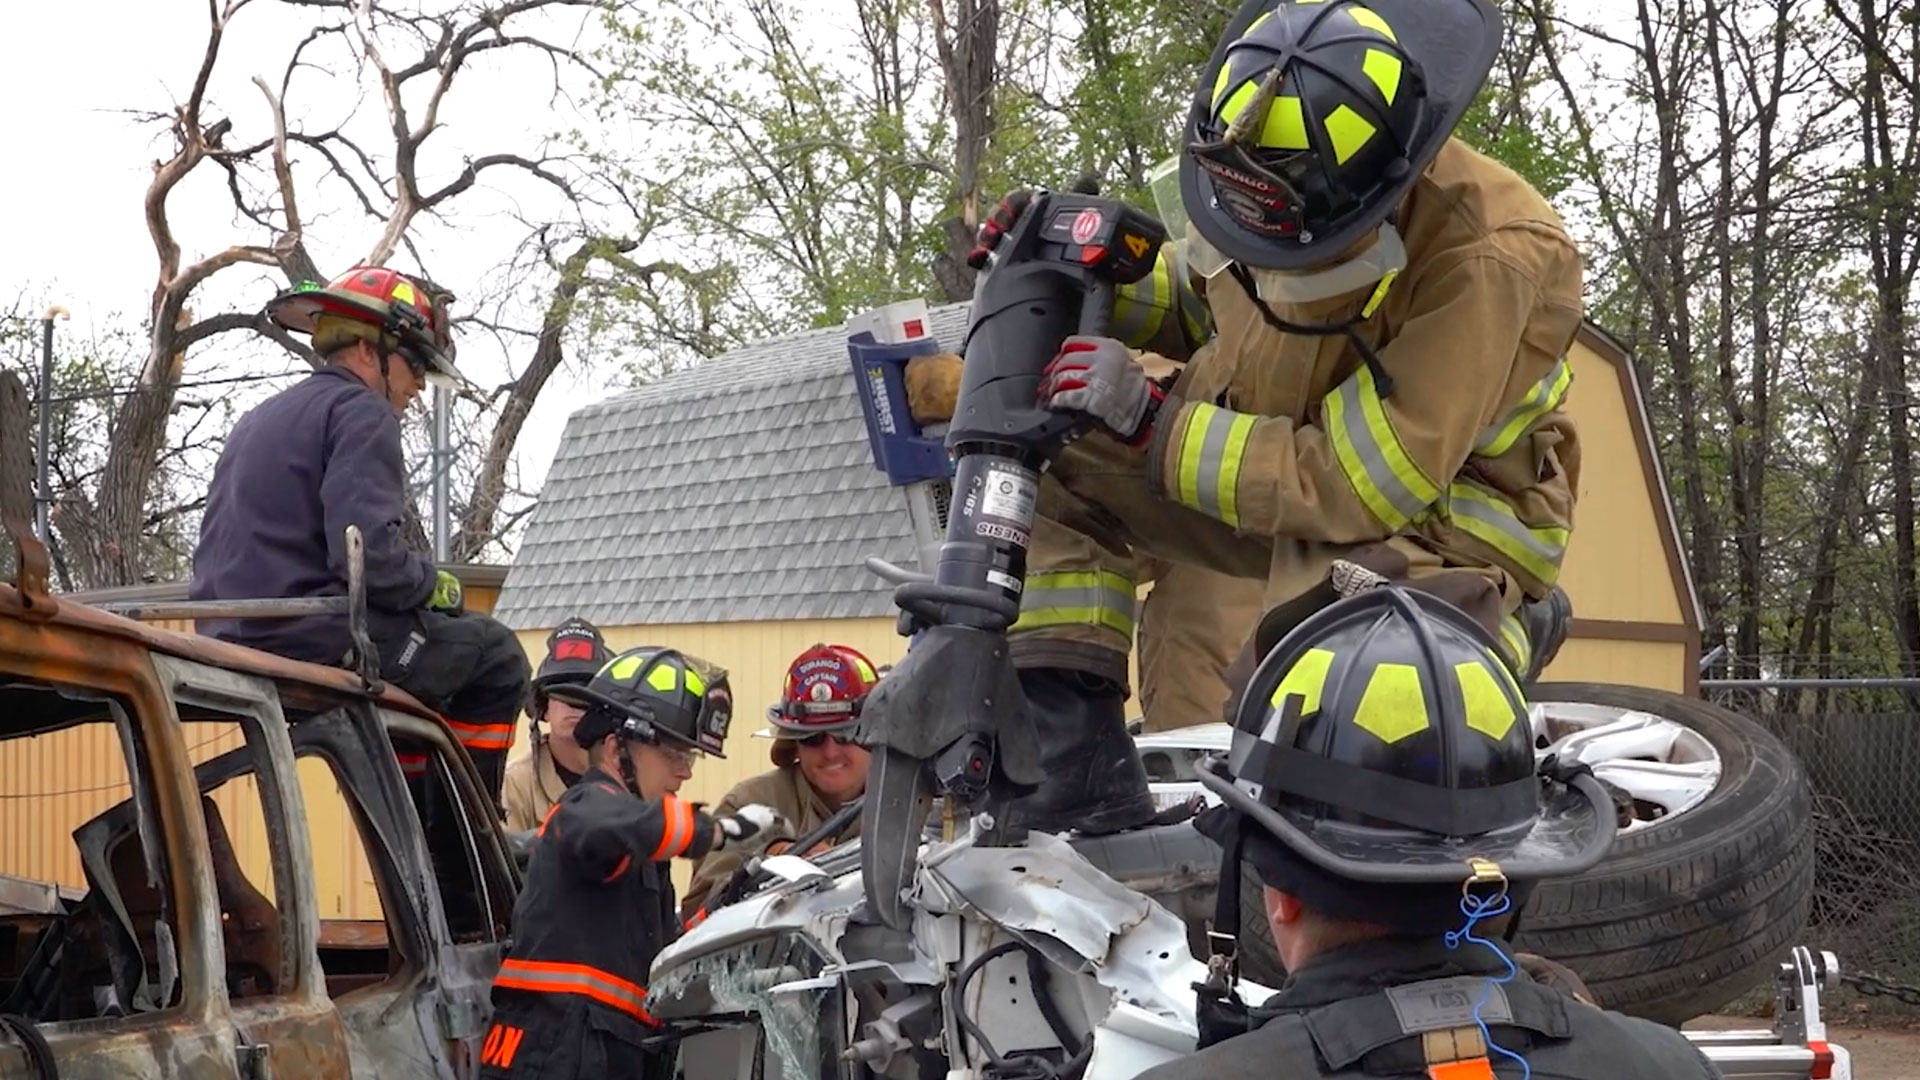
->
[1558,337,1687,626]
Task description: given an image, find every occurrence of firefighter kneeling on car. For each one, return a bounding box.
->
[478,646,784,1080]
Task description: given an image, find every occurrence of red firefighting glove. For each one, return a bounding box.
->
[966,190,1033,270]
[1037,335,1164,446]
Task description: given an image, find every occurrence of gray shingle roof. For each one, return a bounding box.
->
[492,302,974,629]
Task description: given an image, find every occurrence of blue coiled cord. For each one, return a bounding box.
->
[1442,891,1531,1080]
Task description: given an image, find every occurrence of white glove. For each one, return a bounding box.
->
[1037,335,1163,445]
[716,804,785,850]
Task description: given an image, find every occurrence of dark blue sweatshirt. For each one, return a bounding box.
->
[189,366,435,664]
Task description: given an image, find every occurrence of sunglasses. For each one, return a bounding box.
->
[795,732,857,749]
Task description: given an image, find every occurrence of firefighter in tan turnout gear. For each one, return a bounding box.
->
[680,642,879,922]
[929,0,1583,833]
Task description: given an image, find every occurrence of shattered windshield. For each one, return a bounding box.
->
[651,932,839,1080]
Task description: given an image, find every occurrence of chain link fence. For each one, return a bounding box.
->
[1704,682,1920,1023]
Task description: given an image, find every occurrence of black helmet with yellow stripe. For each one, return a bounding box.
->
[1180,0,1501,271]
[551,647,730,758]
[1193,576,1613,929]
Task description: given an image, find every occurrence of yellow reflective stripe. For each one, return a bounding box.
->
[1177,405,1211,510]
[1497,614,1532,681]
[1171,403,1257,525]
[1447,481,1569,587]
[1477,356,1572,457]
[1113,249,1171,348]
[1325,364,1440,529]
[1216,411,1256,526]
[1009,570,1137,637]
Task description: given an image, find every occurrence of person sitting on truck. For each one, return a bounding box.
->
[189,266,531,806]
[503,617,735,833]
[1134,574,1722,1080]
[679,643,878,922]
[478,646,781,1080]
[939,0,1581,836]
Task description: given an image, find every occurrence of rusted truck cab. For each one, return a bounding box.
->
[0,560,518,1079]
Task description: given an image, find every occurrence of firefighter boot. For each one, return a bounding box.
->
[1519,585,1573,683]
[1004,667,1157,835]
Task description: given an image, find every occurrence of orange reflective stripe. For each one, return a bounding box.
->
[447,719,515,751]
[603,853,632,883]
[493,958,656,1024]
[649,796,693,861]
[395,751,428,777]
[1428,1060,1497,1080]
[686,907,709,930]
[536,800,563,838]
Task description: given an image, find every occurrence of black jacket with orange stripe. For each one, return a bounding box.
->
[488,767,718,1045]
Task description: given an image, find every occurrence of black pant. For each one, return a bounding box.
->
[479,998,669,1080]
[372,608,531,802]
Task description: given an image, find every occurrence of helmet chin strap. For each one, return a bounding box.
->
[616,739,643,797]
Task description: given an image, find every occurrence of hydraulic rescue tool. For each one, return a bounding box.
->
[850,189,1168,927]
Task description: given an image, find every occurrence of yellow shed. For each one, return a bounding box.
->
[1546,324,1703,694]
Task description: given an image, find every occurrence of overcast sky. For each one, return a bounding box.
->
[0,0,633,518]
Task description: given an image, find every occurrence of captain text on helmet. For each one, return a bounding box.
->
[957,0,1584,836]
[480,646,781,1080]
[190,266,531,806]
[1132,574,1721,1080]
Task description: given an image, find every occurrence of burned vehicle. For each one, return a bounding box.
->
[0,371,518,1080]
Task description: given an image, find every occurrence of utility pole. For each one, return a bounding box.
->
[431,384,451,562]
[35,305,69,544]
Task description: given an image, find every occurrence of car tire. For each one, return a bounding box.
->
[1230,682,1814,1025]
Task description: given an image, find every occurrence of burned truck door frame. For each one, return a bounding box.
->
[0,635,241,1079]
[375,704,516,1077]
[151,654,354,1080]
[286,698,512,1080]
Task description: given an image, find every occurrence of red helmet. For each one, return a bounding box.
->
[265,266,464,387]
[768,643,881,736]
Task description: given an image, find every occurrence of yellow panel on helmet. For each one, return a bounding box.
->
[391,280,418,307]
[1269,646,1336,716]
[1323,104,1377,165]
[1350,662,1428,744]
[1455,660,1519,741]
[646,664,679,692]
[685,667,707,697]
[1219,80,1311,151]
[608,653,643,681]
[1363,49,1402,106]
[1346,4,1397,41]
